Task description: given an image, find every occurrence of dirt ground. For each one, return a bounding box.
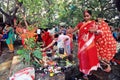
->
[0,41,120,80]
[0,48,13,80]
[0,41,21,80]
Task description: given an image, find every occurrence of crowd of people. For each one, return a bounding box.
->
[0,9,119,80]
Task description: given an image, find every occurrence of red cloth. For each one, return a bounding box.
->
[77,21,99,75]
[95,19,117,62]
[20,33,26,47]
[42,32,53,48]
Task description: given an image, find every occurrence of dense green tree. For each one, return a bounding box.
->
[0,0,119,28]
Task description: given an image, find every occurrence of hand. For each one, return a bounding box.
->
[89,27,97,33]
[41,48,46,52]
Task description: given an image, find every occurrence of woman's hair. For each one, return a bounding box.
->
[84,10,92,15]
[44,28,48,32]
[54,33,59,38]
[95,19,98,22]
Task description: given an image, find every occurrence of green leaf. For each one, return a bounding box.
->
[17,49,25,55]
[18,0,22,2]
[32,61,41,67]
[24,53,30,62]
[33,49,42,59]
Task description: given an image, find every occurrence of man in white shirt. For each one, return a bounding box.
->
[42,33,71,55]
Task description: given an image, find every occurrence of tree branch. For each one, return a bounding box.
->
[46,0,51,5]
[12,7,19,16]
[0,8,10,17]
[103,7,115,11]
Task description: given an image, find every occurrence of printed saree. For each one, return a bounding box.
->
[95,19,117,63]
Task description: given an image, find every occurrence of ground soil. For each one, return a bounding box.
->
[0,41,120,80]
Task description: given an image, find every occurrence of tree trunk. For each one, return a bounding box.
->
[1,0,5,22]
[0,1,22,26]
[7,0,10,12]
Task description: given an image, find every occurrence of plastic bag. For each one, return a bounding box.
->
[9,67,35,80]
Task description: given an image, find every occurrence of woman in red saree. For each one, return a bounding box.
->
[69,10,99,78]
[95,18,117,72]
[41,29,53,49]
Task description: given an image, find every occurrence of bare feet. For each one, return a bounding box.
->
[103,64,111,72]
[100,60,111,72]
[8,50,14,53]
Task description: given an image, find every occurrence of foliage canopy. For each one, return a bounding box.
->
[0,0,120,27]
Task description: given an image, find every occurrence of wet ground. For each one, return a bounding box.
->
[0,41,120,80]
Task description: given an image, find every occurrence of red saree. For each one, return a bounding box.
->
[95,19,117,63]
[41,31,53,48]
[77,21,99,75]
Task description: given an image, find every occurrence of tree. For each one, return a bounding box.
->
[0,0,22,26]
[75,0,120,27]
[0,0,120,28]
